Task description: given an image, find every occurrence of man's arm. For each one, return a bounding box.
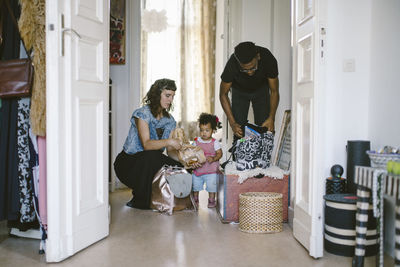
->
[261,77,280,132]
[219,81,243,137]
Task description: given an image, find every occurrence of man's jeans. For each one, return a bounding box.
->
[231,83,270,142]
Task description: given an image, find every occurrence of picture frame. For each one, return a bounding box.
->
[273,110,291,171]
[110,0,126,64]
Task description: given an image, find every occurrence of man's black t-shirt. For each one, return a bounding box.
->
[220,46,278,91]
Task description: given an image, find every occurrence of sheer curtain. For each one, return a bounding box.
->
[141,0,216,140]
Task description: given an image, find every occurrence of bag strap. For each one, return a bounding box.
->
[3,0,31,60]
[220,152,232,169]
[221,143,236,169]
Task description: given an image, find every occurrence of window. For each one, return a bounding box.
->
[141,0,216,138]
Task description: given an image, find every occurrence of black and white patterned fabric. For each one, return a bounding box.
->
[234,132,274,171]
[354,166,400,267]
[385,173,400,267]
[353,186,371,267]
[17,98,36,223]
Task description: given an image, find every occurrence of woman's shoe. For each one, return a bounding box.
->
[208,198,216,208]
[126,197,135,208]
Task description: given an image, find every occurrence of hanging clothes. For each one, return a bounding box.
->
[0,0,22,222]
[29,130,47,253]
[19,0,46,136]
[28,129,39,216]
[0,0,39,231]
[0,99,20,221]
[17,97,36,223]
[37,136,47,228]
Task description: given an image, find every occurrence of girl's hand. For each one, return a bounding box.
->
[206,156,214,163]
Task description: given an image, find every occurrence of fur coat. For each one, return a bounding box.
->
[19,0,46,136]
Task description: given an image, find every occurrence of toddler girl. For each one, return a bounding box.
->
[192,113,222,208]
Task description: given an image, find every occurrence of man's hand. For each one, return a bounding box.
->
[261,117,275,132]
[231,121,243,138]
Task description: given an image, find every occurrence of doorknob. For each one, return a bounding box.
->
[60,14,82,56]
[62,28,82,39]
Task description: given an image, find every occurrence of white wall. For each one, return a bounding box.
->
[272,0,292,159]
[369,0,400,150]
[369,0,400,257]
[323,0,372,172]
[241,0,273,49]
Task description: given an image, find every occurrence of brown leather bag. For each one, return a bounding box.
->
[0,0,34,99]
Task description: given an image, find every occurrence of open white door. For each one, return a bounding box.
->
[46,0,109,262]
[292,0,324,258]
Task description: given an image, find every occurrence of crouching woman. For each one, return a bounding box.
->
[114,78,182,209]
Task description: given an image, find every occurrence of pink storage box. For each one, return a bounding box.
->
[217,173,289,223]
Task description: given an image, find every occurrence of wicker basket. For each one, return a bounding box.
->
[366,151,400,169]
[239,192,283,233]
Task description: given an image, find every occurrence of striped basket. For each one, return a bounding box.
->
[239,192,283,233]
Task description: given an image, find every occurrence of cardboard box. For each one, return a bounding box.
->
[217,173,289,223]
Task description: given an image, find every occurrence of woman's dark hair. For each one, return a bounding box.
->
[143,78,177,118]
[198,113,222,131]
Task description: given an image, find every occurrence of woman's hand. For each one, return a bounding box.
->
[168,138,182,150]
[191,162,203,169]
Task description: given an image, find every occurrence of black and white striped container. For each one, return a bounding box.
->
[323,194,378,257]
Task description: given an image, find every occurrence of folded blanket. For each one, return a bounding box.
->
[224,161,289,184]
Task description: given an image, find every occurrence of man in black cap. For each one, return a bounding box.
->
[219,41,279,139]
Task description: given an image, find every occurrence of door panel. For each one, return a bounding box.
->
[46,0,109,262]
[76,38,104,82]
[292,0,323,258]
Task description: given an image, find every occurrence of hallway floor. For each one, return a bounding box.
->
[0,189,393,266]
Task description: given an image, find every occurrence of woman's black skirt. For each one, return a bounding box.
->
[113,150,182,209]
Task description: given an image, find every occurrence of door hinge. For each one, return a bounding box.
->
[320,27,326,60]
